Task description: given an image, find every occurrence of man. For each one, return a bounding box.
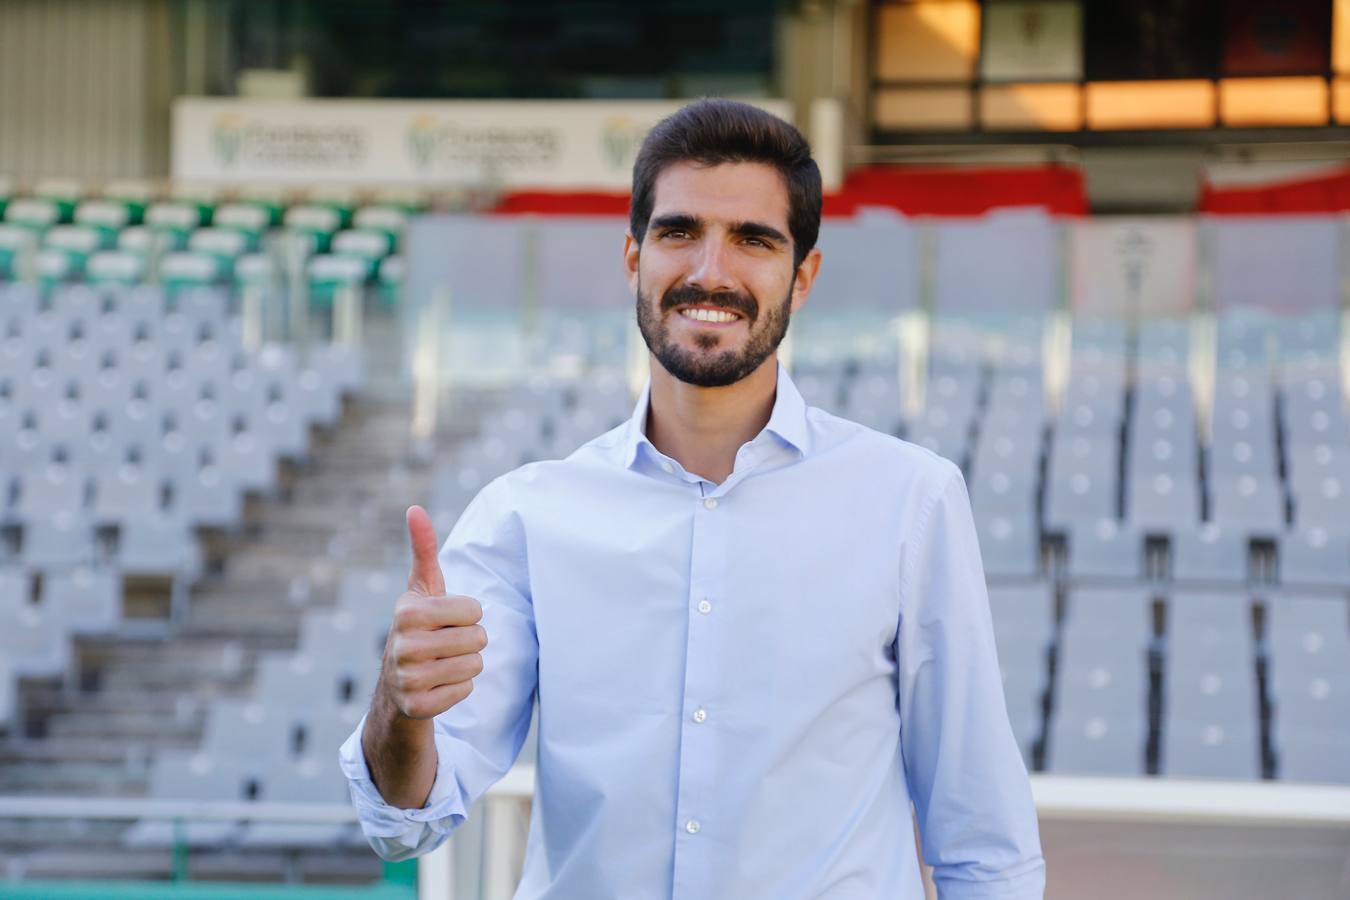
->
[340,98,1045,899]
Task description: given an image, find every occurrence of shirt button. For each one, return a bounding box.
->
[662,462,673,473]
[697,599,712,614]
[685,819,701,834]
[693,708,707,723]
[703,498,717,510]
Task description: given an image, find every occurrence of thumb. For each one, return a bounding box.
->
[406,505,446,596]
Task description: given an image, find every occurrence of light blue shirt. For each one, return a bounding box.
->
[340,362,1045,899]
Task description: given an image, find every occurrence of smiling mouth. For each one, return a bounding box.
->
[676,306,744,324]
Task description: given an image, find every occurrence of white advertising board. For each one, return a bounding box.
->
[980,1,1082,82]
[172,98,792,188]
[1070,218,1197,319]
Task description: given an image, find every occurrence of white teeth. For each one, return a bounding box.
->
[679,308,739,323]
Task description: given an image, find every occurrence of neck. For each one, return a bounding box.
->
[644,355,779,485]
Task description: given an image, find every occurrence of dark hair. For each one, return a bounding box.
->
[629,98,822,269]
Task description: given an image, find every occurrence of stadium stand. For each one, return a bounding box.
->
[1,192,1348,892]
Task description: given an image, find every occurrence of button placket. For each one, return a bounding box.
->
[673,482,729,891]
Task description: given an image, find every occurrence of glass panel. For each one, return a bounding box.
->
[1085,80,1216,130]
[1219,77,1330,127]
[874,1,982,82]
[980,83,1082,131]
[873,87,974,130]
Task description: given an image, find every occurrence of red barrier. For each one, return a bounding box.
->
[1200,165,1350,214]
[491,164,1088,218]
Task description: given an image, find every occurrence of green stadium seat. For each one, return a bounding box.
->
[35,247,75,286]
[306,253,369,306]
[145,201,207,246]
[168,183,220,224]
[235,188,286,227]
[0,223,36,279]
[330,228,392,276]
[4,197,61,231]
[74,199,133,243]
[86,250,146,286]
[159,250,225,294]
[352,205,408,248]
[33,178,82,222]
[0,177,11,219]
[308,187,358,229]
[101,178,154,223]
[284,205,342,253]
[234,252,276,287]
[188,226,253,265]
[213,203,272,241]
[118,224,182,254]
[44,224,110,270]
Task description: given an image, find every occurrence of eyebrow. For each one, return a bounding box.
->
[649,213,789,247]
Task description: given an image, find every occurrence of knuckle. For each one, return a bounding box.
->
[392,601,419,632]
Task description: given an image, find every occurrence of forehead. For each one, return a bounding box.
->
[649,161,790,231]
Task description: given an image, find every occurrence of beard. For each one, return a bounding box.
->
[635,273,795,388]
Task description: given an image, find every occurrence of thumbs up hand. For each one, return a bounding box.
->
[376,506,487,720]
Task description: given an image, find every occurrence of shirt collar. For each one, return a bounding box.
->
[621,361,810,471]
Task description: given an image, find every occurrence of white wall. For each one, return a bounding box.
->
[0,0,173,179]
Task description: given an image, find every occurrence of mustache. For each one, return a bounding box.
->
[660,283,757,320]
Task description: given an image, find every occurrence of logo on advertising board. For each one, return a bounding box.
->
[406,115,439,171]
[211,114,246,168]
[207,113,365,171]
[600,116,649,173]
[403,115,560,175]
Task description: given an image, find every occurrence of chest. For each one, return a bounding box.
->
[526,471,903,712]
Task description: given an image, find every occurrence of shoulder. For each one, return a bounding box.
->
[804,404,961,493]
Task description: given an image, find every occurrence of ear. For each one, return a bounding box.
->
[788,247,822,315]
[623,231,641,296]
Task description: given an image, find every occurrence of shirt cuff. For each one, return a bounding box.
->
[933,862,1046,900]
[338,712,470,846]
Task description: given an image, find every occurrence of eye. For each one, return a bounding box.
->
[660,228,691,240]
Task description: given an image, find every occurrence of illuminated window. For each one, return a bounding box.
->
[1335,78,1350,122]
[875,1,982,82]
[1335,0,1350,74]
[874,87,974,131]
[980,83,1082,131]
[1085,80,1216,130]
[1219,77,1329,127]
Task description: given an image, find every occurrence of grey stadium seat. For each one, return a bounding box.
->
[1159,717,1261,780]
[1066,519,1143,581]
[122,751,258,847]
[1171,524,1249,585]
[1278,528,1350,589]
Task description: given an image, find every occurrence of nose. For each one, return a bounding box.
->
[685,237,735,295]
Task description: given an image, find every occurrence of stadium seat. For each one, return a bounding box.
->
[122,751,256,847]
[977,513,1040,580]
[1159,717,1261,780]
[1277,528,1350,589]
[1066,519,1143,581]
[1171,523,1249,585]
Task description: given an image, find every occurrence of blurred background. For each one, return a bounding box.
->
[1,1,1350,898]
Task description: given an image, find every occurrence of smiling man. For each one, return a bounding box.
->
[340,98,1045,899]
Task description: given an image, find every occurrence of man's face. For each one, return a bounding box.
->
[624,161,820,388]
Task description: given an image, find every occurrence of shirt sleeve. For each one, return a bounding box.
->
[338,475,539,862]
[895,462,1046,899]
